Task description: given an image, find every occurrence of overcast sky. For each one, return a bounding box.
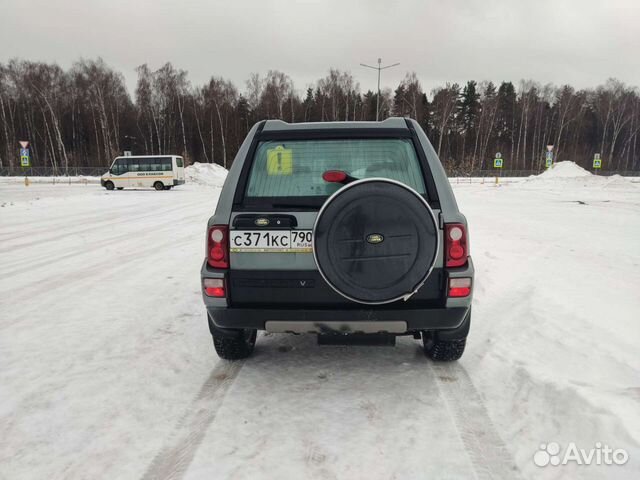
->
[2,0,638,96]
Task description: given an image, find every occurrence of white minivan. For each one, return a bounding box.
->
[101,155,185,191]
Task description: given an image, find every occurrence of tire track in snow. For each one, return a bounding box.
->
[0,202,142,241]
[0,231,199,322]
[430,362,522,480]
[141,360,244,480]
[0,200,202,254]
[0,209,205,279]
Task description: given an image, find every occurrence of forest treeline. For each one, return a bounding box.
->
[1,58,639,173]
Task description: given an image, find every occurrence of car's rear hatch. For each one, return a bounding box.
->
[227,127,445,309]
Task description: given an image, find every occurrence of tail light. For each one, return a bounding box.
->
[203,278,225,297]
[207,225,229,269]
[448,277,471,297]
[445,223,468,268]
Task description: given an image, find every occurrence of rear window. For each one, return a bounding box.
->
[245,139,426,200]
[176,157,183,167]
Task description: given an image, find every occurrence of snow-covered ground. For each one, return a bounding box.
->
[1,164,639,479]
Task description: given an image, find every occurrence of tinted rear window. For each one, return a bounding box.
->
[246,139,426,199]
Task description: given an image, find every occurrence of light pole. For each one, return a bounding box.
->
[360,58,400,121]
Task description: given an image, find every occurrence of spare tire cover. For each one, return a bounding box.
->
[313,178,439,305]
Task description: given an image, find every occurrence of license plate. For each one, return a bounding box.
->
[230,230,313,253]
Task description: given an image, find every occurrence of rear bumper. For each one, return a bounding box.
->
[206,304,470,334]
[202,258,474,336]
[173,179,185,186]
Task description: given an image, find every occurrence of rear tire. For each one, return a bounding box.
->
[422,331,467,361]
[154,181,164,191]
[213,329,257,360]
[104,181,114,191]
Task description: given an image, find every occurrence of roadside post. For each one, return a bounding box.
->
[593,153,601,174]
[545,144,554,169]
[493,152,503,184]
[19,140,31,186]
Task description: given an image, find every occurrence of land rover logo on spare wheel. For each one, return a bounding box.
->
[255,218,270,226]
[366,233,384,244]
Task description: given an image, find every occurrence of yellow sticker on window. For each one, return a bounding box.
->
[266,145,292,175]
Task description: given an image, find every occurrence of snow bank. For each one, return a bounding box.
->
[535,160,592,179]
[523,162,638,192]
[184,162,227,187]
[525,160,595,184]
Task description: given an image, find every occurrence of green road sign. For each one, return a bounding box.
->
[545,150,553,168]
[493,157,503,168]
[19,142,31,167]
[593,158,602,169]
